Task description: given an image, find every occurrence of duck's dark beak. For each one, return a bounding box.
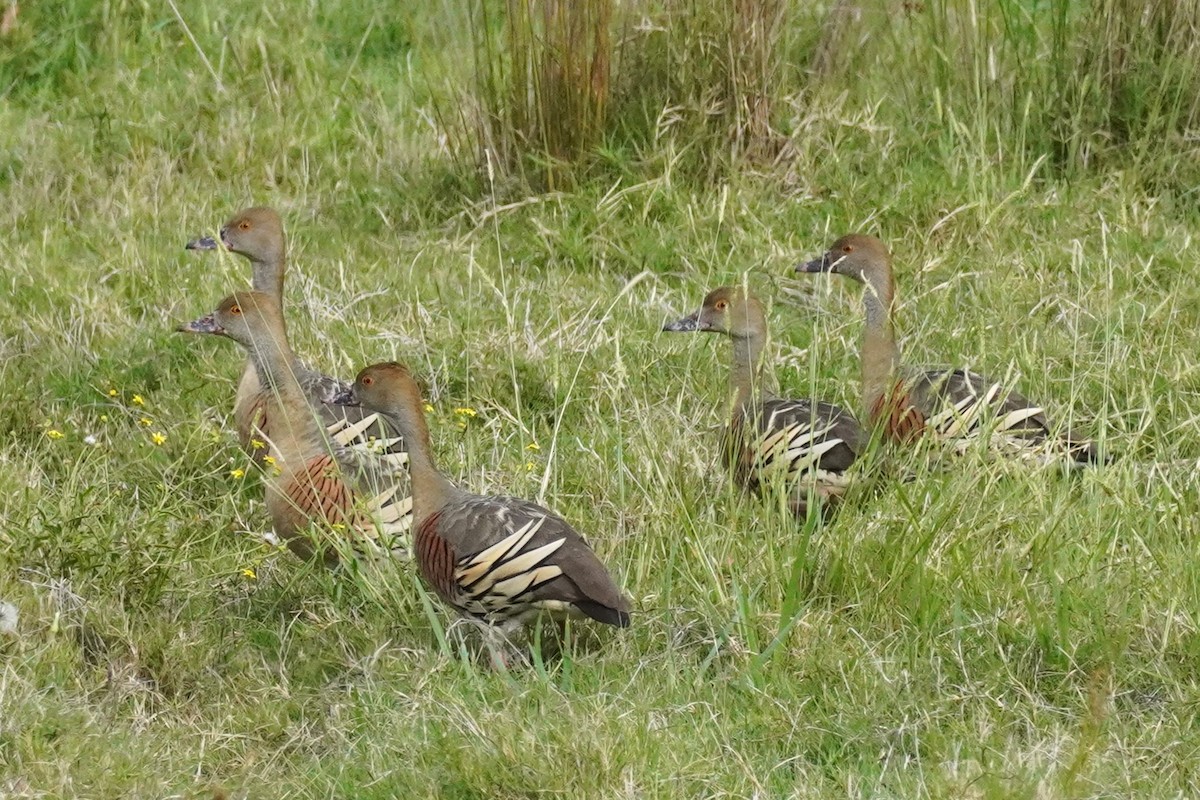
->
[662,311,703,333]
[327,385,360,407]
[185,235,219,251]
[176,313,224,335]
[796,252,832,273]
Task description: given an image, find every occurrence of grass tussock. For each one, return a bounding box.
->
[876,0,1200,193]
[463,0,799,187]
[459,0,1200,196]
[468,0,615,189]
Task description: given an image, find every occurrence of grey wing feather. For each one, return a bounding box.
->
[441,495,630,625]
[912,369,1099,463]
[739,398,862,485]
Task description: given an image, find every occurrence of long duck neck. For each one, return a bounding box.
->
[250,253,285,306]
[245,324,322,461]
[730,332,766,414]
[860,266,901,421]
[379,402,459,525]
[242,254,286,390]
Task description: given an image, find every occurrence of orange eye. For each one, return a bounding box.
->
[361,376,374,387]
[229,304,242,315]
[842,244,854,253]
[238,220,251,231]
[715,300,728,311]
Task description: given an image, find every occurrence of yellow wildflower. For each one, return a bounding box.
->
[138,417,152,427]
[241,567,257,580]
[151,432,167,446]
[453,407,477,417]
[525,461,536,471]
[46,429,64,440]
[263,455,277,467]
[526,442,540,451]
[250,439,266,450]
[229,468,246,479]
[100,415,108,422]
[131,394,145,406]
[423,403,434,413]
[107,388,118,397]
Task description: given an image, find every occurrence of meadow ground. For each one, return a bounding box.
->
[2,1,1200,797]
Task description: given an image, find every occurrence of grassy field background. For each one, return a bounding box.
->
[2,0,1200,796]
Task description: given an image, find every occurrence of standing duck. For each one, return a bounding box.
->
[331,362,631,632]
[179,292,411,564]
[185,207,404,467]
[798,234,1100,463]
[663,286,863,517]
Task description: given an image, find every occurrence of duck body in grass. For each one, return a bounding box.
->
[798,234,1102,464]
[663,286,863,517]
[184,207,406,468]
[179,292,412,565]
[332,362,631,632]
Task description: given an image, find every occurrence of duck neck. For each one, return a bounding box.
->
[731,332,765,413]
[250,254,285,307]
[860,268,901,420]
[380,404,458,524]
[245,327,322,459]
[242,257,284,393]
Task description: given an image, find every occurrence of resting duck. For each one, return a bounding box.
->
[798,234,1101,464]
[179,292,411,564]
[663,286,863,517]
[332,362,631,632]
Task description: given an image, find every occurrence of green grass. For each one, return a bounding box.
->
[3,0,1200,797]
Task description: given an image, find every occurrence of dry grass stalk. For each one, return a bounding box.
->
[476,0,615,187]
